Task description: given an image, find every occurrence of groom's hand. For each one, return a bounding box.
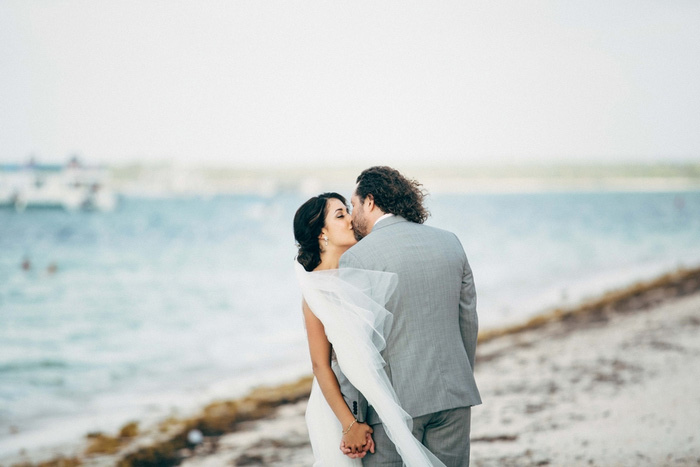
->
[340,422,373,457]
[341,441,366,459]
[340,434,374,459]
[365,432,376,454]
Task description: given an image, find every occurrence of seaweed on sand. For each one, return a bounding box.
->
[116,375,313,466]
[477,266,700,343]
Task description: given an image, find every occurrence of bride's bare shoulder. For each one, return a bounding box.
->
[302,298,315,316]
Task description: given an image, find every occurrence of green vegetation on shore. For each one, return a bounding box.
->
[111,162,700,180]
[108,162,700,195]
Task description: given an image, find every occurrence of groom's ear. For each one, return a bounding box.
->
[364,194,375,210]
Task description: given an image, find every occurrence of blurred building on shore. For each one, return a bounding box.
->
[0,157,117,211]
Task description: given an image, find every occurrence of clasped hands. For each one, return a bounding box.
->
[340,421,375,459]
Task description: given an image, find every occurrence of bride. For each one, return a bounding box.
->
[293,192,444,466]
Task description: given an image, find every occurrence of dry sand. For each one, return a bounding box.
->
[469,291,700,466]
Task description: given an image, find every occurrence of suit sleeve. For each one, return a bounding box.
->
[456,234,478,370]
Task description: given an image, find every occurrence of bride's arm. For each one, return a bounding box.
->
[302,299,373,455]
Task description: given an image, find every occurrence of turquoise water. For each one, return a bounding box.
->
[1,191,699,454]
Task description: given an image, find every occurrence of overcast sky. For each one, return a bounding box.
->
[1,1,699,168]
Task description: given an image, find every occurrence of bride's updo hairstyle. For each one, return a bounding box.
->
[294,192,348,271]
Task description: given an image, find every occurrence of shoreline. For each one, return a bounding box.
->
[111,176,700,198]
[4,265,700,466]
[477,265,700,343]
[106,162,700,196]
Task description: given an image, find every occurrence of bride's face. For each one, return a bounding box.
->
[321,198,356,249]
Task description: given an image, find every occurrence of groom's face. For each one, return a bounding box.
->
[350,192,370,241]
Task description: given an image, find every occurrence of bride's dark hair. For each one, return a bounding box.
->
[294,192,347,271]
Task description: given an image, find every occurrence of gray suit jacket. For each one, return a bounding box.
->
[339,216,481,425]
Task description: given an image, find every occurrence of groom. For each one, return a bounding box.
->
[339,166,481,466]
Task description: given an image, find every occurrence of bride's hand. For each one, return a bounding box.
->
[341,432,375,459]
[340,421,373,456]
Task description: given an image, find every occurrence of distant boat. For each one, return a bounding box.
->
[0,158,117,212]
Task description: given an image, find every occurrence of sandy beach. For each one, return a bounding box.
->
[181,270,700,467]
[4,268,700,467]
[469,283,700,466]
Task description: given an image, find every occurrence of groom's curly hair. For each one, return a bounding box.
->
[355,166,429,224]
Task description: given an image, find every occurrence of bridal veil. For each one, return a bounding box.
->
[295,262,445,467]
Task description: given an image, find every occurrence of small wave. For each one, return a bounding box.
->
[0,359,68,373]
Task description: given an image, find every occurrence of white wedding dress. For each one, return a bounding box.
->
[295,262,445,467]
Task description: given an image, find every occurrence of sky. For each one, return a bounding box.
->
[1,0,699,168]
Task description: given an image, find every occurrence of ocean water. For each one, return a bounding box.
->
[1,190,699,455]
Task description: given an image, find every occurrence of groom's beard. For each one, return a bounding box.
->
[353,228,364,242]
[352,217,368,241]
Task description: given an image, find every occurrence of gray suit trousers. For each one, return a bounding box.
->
[362,406,472,467]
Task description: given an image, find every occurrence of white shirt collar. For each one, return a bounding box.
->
[373,213,395,227]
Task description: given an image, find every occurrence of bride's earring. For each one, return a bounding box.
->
[323,236,328,247]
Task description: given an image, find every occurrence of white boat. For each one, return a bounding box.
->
[0,159,118,212]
